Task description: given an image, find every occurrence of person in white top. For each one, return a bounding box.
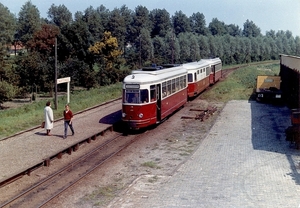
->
[44,101,54,136]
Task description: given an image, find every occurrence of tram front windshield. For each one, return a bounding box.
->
[124,89,149,103]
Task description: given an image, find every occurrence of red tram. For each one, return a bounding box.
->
[122,58,222,129]
[183,58,222,98]
[122,65,187,129]
[206,58,222,85]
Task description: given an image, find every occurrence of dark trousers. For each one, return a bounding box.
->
[64,120,74,137]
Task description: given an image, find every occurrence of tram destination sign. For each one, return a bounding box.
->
[125,84,140,89]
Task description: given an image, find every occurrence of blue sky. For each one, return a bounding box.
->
[2,0,300,36]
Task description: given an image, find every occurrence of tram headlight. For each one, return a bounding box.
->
[138,113,143,118]
[122,113,126,118]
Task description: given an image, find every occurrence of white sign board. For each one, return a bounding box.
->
[57,77,71,84]
[56,77,71,103]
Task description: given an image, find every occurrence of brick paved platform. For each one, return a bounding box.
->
[109,100,300,208]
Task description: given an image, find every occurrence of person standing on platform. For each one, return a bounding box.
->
[63,104,75,139]
[44,101,54,136]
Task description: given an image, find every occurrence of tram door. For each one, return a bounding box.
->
[156,84,161,121]
[211,65,216,83]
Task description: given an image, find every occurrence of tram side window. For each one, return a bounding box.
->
[216,63,222,72]
[206,67,210,76]
[180,76,184,89]
[176,77,180,91]
[150,85,156,101]
[162,82,167,98]
[140,89,149,103]
[167,80,171,95]
[171,79,176,93]
[188,73,193,83]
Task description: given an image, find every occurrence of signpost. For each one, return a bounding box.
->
[54,37,71,109]
[57,77,71,104]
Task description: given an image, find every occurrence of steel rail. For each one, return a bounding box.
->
[1,132,125,207]
[39,133,140,208]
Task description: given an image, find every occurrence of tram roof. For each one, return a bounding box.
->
[182,60,210,70]
[202,57,222,65]
[123,65,187,84]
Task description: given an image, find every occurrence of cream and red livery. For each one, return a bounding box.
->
[183,58,222,98]
[122,58,222,129]
[122,64,187,129]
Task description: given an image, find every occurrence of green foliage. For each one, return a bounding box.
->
[243,19,261,37]
[0,3,16,48]
[0,81,19,104]
[89,31,123,70]
[150,8,172,37]
[47,4,73,28]
[209,18,228,36]
[17,1,42,45]
[27,24,60,56]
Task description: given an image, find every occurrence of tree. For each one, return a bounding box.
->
[222,35,237,64]
[17,1,42,46]
[89,31,123,70]
[265,30,276,39]
[208,18,227,36]
[188,33,200,61]
[65,13,94,64]
[129,6,152,44]
[149,9,171,37]
[0,3,16,64]
[14,51,52,93]
[190,12,207,35]
[47,4,73,28]
[27,24,60,57]
[242,19,261,37]
[152,36,166,64]
[0,81,18,106]
[164,30,180,64]
[107,6,132,52]
[172,11,191,36]
[226,24,241,37]
[82,6,105,42]
[95,5,111,33]
[198,35,210,58]
[0,4,16,47]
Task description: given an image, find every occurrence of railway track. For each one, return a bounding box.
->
[0,130,142,207]
[0,65,242,207]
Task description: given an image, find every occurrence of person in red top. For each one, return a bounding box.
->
[63,104,74,139]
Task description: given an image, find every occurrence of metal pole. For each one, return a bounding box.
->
[55,37,58,110]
